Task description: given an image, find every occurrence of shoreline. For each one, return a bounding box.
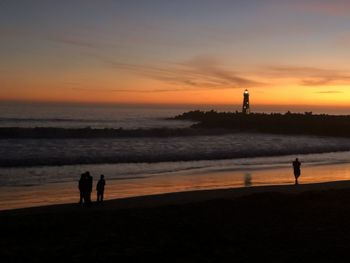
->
[2,157,350,211]
[3,179,350,214]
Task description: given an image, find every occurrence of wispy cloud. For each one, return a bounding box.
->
[105,56,265,91]
[75,59,350,95]
[290,1,350,16]
[335,32,350,48]
[48,36,104,49]
[315,90,343,94]
[71,87,195,93]
[263,66,350,86]
[301,78,335,86]
[0,26,117,49]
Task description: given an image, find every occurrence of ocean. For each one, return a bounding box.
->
[2,102,350,210]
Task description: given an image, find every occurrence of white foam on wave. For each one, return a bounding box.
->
[1,133,350,167]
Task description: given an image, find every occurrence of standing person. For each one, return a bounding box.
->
[86,171,93,205]
[78,173,86,205]
[292,158,301,185]
[96,174,106,203]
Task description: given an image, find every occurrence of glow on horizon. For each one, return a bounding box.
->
[1,1,350,107]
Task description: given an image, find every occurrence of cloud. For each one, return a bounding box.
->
[47,36,103,49]
[315,90,343,94]
[266,66,338,76]
[301,78,335,86]
[290,1,350,16]
[0,27,31,39]
[71,87,194,93]
[335,32,350,48]
[105,56,265,91]
[0,26,116,49]
[263,66,350,86]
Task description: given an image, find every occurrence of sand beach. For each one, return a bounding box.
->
[2,180,350,262]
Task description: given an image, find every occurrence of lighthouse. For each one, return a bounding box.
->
[242,89,250,114]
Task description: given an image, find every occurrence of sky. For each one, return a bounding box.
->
[1,0,350,107]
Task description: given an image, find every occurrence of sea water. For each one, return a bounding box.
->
[1,102,350,210]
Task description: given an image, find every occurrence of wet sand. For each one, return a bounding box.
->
[2,181,350,262]
[2,160,350,211]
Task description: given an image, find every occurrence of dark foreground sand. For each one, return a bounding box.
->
[2,181,350,262]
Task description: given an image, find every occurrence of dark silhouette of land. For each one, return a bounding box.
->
[2,181,350,262]
[174,110,350,137]
[2,111,350,140]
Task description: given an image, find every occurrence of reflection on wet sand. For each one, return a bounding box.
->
[1,162,350,210]
[244,173,252,187]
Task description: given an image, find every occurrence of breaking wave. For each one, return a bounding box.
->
[1,133,350,167]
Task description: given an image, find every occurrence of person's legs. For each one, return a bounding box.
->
[82,192,87,205]
[90,193,92,205]
[79,192,82,204]
[295,173,300,185]
[96,192,103,203]
[86,192,90,204]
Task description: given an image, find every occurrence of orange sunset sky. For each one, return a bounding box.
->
[1,1,350,107]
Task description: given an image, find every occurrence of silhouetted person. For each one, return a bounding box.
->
[86,171,93,205]
[96,174,106,203]
[78,173,86,205]
[292,158,301,185]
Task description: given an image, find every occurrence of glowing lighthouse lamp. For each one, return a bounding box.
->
[242,89,250,114]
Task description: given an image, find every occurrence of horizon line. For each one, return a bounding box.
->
[1,100,350,110]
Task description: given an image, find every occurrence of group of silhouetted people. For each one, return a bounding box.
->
[79,171,105,206]
[77,159,301,205]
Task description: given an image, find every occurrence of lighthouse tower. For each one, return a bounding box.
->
[242,89,250,114]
